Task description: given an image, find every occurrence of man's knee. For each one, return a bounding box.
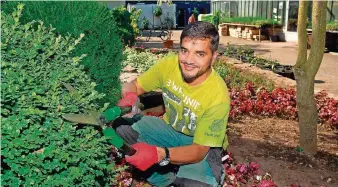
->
[172,177,212,187]
[115,125,139,145]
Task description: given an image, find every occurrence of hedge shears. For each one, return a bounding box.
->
[62,98,143,156]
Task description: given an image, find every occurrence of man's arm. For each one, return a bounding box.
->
[156,143,210,165]
[121,80,146,97]
[158,101,230,165]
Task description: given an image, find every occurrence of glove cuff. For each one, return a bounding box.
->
[102,106,122,122]
[102,128,124,148]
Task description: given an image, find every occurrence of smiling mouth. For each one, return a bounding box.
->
[182,62,198,71]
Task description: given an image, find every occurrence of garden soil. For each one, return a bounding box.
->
[228,117,338,187]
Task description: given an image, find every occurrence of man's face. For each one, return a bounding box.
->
[178,37,216,84]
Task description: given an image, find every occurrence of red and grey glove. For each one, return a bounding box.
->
[125,142,158,171]
[117,92,138,107]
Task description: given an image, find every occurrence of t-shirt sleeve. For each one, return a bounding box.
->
[136,55,174,92]
[193,101,230,147]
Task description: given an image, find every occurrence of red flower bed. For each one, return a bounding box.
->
[229,82,338,128]
[223,152,277,187]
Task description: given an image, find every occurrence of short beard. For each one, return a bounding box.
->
[179,62,211,83]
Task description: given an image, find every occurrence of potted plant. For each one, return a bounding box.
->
[325,21,338,52]
[192,7,199,18]
[269,22,279,42]
[141,17,150,30]
[153,6,162,17]
[269,10,279,42]
[288,19,298,32]
[273,65,295,80]
[163,30,174,48]
[162,13,174,49]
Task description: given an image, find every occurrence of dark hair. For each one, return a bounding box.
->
[180,21,219,52]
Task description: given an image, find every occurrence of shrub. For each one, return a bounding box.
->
[2,1,124,106]
[200,14,214,23]
[1,5,117,186]
[153,6,163,17]
[223,44,255,63]
[213,60,275,92]
[130,7,142,37]
[123,47,168,73]
[141,17,150,29]
[112,6,136,45]
[213,11,221,29]
[220,16,280,27]
[199,11,221,29]
[192,7,199,18]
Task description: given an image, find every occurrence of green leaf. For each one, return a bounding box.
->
[69,167,81,178]
[1,3,118,186]
[296,146,304,152]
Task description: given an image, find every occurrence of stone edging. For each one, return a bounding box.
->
[221,56,338,99]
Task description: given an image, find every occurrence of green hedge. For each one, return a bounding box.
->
[130,7,142,37]
[2,1,124,106]
[200,14,214,23]
[199,12,220,29]
[1,5,117,186]
[220,16,281,27]
[112,6,136,45]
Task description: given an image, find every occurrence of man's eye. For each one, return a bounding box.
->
[197,53,205,57]
[180,49,187,54]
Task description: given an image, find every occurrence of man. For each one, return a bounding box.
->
[116,21,230,187]
[188,14,196,24]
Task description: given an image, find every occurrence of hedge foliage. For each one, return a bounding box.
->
[220,16,280,27]
[2,1,124,106]
[1,5,118,186]
[111,6,135,45]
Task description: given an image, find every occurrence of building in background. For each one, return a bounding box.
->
[172,1,211,28]
[211,0,338,42]
[127,2,177,29]
[104,0,211,28]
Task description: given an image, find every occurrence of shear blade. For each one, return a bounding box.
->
[62,114,103,126]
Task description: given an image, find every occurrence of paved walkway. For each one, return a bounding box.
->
[136,30,338,99]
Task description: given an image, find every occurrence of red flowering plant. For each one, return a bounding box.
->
[222,152,277,187]
[229,82,338,129]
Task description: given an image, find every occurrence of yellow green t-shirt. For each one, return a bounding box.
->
[137,54,230,149]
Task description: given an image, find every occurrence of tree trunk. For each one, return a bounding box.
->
[294,0,327,155]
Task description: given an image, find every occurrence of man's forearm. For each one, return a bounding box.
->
[121,82,137,96]
[157,144,209,165]
[121,80,145,96]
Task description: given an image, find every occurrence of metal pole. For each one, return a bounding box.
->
[152,5,154,27]
[330,0,333,21]
[285,0,289,32]
[229,1,230,17]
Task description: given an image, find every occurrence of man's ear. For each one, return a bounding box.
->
[211,51,218,66]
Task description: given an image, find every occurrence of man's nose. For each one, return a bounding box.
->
[185,52,195,64]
